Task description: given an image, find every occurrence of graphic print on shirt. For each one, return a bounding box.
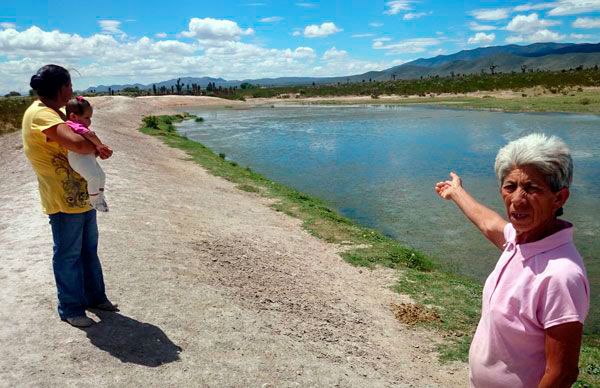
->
[52,152,89,207]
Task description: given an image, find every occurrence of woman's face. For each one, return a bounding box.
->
[58,81,73,105]
[501,165,569,238]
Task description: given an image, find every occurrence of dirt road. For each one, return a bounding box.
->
[0,96,468,387]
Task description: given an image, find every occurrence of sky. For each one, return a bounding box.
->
[0,0,599,93]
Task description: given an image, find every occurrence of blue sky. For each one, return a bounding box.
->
[0,0,599,93]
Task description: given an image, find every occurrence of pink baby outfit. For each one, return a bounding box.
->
[66,120,90,135]
[64,120,107,211]
[469,222,589,388]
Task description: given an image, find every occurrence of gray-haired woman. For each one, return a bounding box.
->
[435,133,589,387]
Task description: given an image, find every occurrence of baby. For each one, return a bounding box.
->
[65,96,111,212]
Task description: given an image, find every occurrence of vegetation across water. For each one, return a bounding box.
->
[296,90,600,114]
[140,113,599,386]
[105,68,600,103]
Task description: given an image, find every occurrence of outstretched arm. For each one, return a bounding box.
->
[435,172,507,249]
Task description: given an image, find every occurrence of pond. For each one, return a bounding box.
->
[177,104,600,332]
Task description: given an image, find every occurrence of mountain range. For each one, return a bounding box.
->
[85,42,600,93]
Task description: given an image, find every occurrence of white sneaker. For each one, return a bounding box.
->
[90,193,109,212]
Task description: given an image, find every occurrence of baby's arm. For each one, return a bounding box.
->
[81,131,103,147]
[82,131,113,159]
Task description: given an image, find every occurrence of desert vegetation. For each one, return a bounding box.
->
[89,67,600,101]
[0,96,33,136]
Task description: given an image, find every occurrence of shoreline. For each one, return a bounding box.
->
[2,87,599,138]
[249,87,600,115]
[138,104,598,385]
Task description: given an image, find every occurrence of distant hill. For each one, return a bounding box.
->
[85,42,600,92]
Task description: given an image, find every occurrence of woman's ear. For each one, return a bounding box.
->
[555,187,570,209]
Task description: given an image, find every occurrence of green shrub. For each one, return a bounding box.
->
[142,115,159,129]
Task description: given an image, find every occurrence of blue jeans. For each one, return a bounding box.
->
[49,210,109,319]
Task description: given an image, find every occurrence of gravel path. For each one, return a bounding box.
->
[0,96,468,387]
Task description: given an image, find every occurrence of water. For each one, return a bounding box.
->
[177,104,600,333]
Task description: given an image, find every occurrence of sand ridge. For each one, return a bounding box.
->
[0,96,468,387]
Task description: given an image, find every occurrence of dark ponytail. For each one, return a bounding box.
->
[29,64,71,99]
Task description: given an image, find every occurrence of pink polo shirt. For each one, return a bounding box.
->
[469,222,589,388]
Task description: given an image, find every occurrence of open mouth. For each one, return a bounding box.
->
[510,212,529,221]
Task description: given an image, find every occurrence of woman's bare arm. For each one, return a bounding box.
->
[43,123,96,154]
[435,172,507,249]
[538,322,583,388]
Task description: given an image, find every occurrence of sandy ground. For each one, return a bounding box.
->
[251,86,600,105]
[0,96,468,387]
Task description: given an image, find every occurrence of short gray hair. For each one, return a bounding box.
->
[494,133,573,192]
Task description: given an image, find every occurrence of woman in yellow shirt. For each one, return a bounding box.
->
[22,64,117,327]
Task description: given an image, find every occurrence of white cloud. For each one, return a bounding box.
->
[384,1,413,15]
[98,20,123,35]
[1,24,403,94]
[296,2,317,7]
[468,32,496,45]
[322,47,348,61]
[181,18,254,42]
[548,0,600,15]
[471,8,511,21]
[369,22,384,27]
[155,32,167,38]
[352,33,375,38]
[0,22,16,29]
[403,12,430,20]
[514,2,558,12]
[372,37,440,54]
[570,32,594,39]
[260,16,283,23]
[506,13,561,33]
[303,22,342,38]
[0,26,118,58]
[469,22,497,31]
[290,46,316,59]
[292,31,302,36]
[573,17,600,28]
[506,29,565,43]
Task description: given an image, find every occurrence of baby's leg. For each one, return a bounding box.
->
[67,152,104,194]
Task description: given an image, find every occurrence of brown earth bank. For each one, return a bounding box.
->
[0,96,468,387]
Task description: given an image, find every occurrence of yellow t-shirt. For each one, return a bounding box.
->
[22,100,91,214]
